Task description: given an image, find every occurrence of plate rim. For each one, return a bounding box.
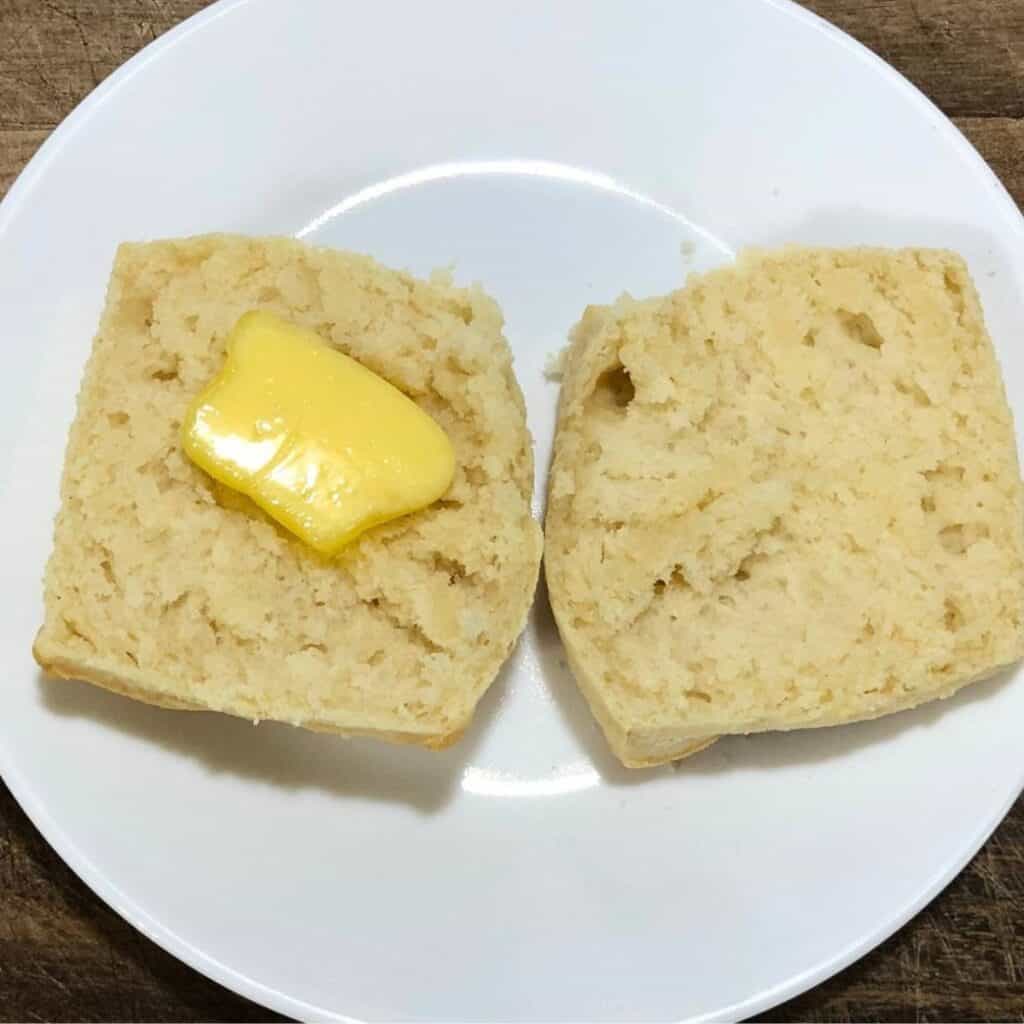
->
[1,0,1022,1020]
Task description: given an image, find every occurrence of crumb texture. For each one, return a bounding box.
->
[545,247,1024,766]
[35,235,542,744]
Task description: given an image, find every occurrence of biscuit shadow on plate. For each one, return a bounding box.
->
[37,655,517,814]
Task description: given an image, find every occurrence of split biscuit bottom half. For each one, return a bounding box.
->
[34,235,543,750]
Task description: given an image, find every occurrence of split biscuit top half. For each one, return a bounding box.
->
[545,248,1024,767]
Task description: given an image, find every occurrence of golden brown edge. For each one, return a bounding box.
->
[542,580,720,768]
[32,637,467,751]
[545,579,1023,767]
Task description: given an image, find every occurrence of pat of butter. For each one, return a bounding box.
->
[182,311,455,555]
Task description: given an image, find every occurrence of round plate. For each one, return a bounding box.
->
[2,1,1023,1020]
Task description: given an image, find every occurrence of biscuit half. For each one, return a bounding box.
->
[35,235,542,748]
[545,248,1024,767]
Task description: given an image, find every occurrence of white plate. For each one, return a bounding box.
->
[2,1,1022,1020]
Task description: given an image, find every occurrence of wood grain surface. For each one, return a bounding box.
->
[1,1,1022,1021]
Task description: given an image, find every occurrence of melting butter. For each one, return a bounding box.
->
[182,311,455,554]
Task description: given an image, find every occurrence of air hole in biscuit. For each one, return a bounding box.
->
[943,598,964,632]
[432,553,468,584]
[653,567,687,595]
[924,463,965,483]
[591,363,635,410]
[894,378,931,406]
[696,489,720,511]
[150,354,181,383]
[61,616,95,650]
[939,522,989,554]
[837,309,884,349]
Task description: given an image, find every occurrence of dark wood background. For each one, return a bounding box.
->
[1,1,1022,1020]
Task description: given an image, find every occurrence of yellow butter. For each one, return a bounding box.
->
[181,311,455,555]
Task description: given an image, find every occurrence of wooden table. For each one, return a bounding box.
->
[1,1,1022,1020]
